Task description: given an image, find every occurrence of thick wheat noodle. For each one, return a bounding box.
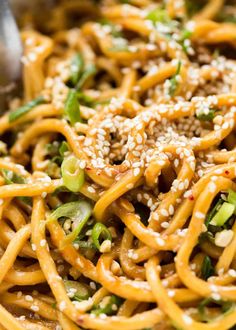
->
[0,1,236,329]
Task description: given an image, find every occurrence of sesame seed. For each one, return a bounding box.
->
[195,212,205,219]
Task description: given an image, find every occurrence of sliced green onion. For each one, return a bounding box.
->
[51,302,57,309]
[92,295,123,316]
[59,141,69,157]
[169,61,182,96]
[76,64,97,90]
[227,189,236,212]
[179,29,193,53]
[48,200,92,246]
[61,155,84,192]
[209,202,235,226]
[1,169,25,184]
[9,96,45,122]
[46,141,60,157]
[146,8,169,23]
[99,19,123,38]
[92,222,112,250]
[1,169,31,205]
[64,89,81,124]
[198,297,234,322]
[196,108,216,121]
[200,256,214,280]
[70,53,84,86]
[77,92,96,107]
[73,240,95,249]
[180,29,192,40]
[205,198,224,227]
[64,280,91,301]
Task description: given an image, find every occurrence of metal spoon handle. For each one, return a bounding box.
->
[0,0,22,109]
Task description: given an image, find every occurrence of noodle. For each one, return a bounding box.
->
[0,0,236,329]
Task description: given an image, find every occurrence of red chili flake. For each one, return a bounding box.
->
[225,170,229,175]
[77,317,84,325]
[188,195,194,201]
[86,167,91,170]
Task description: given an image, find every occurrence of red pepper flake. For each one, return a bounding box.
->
[77,317,84,325]
[188,195,194,201]
[225,170,229,175]
[86,167,91,170]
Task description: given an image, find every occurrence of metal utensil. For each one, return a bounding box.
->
[0,0,22,111]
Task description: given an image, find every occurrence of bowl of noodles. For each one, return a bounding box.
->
[0,0,236,329]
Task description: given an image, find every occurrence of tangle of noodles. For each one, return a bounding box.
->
[0,0,236,329]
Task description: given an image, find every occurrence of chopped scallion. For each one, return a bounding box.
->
[48,201,92,246]
[205,198,224,227]
[59,141,69,157]
[209,202,235,226]
[9,96,45,122]
[92,295,122,315]
[61,155,84,192]
[227,189,236,213]
[200,256,214,280]
[196,108,216,121]
[70,53,84,86]
[1,169,25,184]
[169,61,182,96]
[64,280,91,301]
[146,8,169,24]
[92,222,112,250]
[64,89,81,124]
[76,64,97,90]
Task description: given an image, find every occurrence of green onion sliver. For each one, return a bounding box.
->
[92,222,112,250]
[61,155,84,192]
[70,53,84,86]
[59,141,69,157]
[146,8,169,24]
[169,60,182,96]
[76,64,97,90]
[196,108,216,122]
[48,201,92,246]
[227,189,236,214]
[9,96,45,122]
[92,295,122,316]
[200,256,214,280]
[64,280,91,301]
[209,202,235,226]
[64,89,81,124]
[1,169,25,184]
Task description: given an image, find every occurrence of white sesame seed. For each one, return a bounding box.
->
[195,211,205,219]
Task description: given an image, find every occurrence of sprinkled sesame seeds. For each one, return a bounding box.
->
[195,211,205,219]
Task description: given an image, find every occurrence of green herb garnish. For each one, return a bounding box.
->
[1,169,25,185]
[59,141,69,157]
[92,295,123,316]
[196,108,216,121]
[9,96,45,122]
[48,201,92,246]
[92,222,112,250]
[70,53,84,86]
[169,61,182,96]
[205,198,224,227]
[64,280,91,301]
[209,202,235,226]
[64,89,81,124]
[198,298,234,322]
[200,256,214,280]
[146,8,170,24]
[76,64,97,90]
[61,155,84,193]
